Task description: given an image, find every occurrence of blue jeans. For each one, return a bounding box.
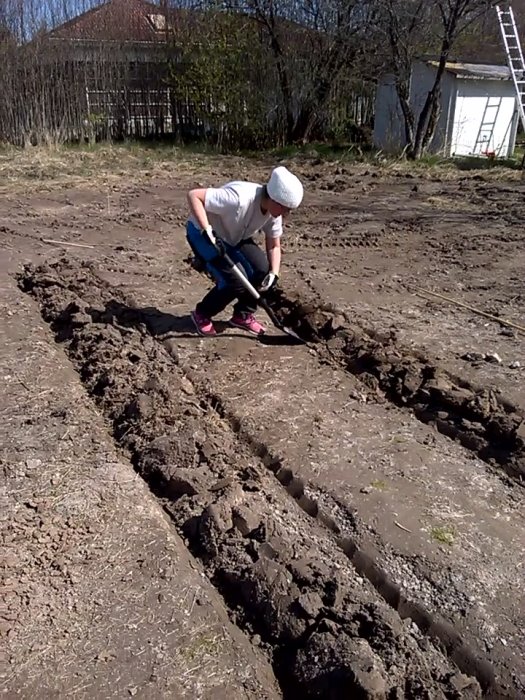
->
[186,221,269,317]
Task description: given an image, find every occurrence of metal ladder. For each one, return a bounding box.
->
[473,96,503,154]
[496,4,525,134]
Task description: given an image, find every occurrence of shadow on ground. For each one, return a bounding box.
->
[81,299,298,345]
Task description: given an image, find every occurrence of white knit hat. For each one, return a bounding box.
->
[267,166,303,209]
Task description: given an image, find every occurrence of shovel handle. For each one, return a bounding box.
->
[223,253,285,330]
[213,240,291,335]
[225,254,261,301]
[258,297,284,329]
[206,228,260,300]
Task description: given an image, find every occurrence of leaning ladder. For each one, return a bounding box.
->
[473,96,503,154]
[496,4,525,135]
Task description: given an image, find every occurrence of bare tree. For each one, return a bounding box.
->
[289,0,375,142]
[166,0,376,148]
[218,0,375,142]
[168,11,276,148]
[221,0,301,141]
[380,0,499,159]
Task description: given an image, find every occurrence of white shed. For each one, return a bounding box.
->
[373,60,519,158]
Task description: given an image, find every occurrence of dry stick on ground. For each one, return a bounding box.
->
[41,238,96,250]
[414,288,525,335]
[14,373,31,391]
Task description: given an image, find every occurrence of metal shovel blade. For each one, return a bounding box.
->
[259,329,304,346]
[281,326,304,343]
[258,299,305,344]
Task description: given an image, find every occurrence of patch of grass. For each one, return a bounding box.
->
[453,154,522,171]
[430,524,456,546]
[264,141,377,164]
[416,154,447,167]
[182,632,223,661]
[370,479,387,490]
[391,435,407,443]
[0,141,234,193]
[514,144,525,162]
[1,138,523,194]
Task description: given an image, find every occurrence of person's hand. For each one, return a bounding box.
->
[202,224,217,246]
[202,225,225,257]
[260,272,279,293]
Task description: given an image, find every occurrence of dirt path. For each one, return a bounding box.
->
[19,258,488,698]
[1,153,524,697]
[287,173,525,408]
[1,241,280,697]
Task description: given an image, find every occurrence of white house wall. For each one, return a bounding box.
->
[373,74,405,152]
[373,61,518,157]
[450,79,517,157]
[437,71,456,156]
[409,61,454,154]
[374,62,458,155]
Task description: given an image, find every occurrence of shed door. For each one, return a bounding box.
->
[451,80,516,157]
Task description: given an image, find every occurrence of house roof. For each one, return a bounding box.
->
[47,0,172,43]
[45,0,310,53]
[427,60,511,80]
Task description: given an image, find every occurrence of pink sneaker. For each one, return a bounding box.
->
[229,312,265,335]
[191,309,217,336]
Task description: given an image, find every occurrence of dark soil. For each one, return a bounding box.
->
[271,289,525,483]
[20,258,494,699]
[3,154,524,698]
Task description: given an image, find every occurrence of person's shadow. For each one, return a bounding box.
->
[78,299,299,345]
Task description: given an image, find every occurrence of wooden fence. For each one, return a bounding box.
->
[0,38,375,147]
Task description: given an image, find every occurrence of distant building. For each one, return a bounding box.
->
[45,0,175,140]
[373,60,519,158]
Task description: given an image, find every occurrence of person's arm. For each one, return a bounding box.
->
[265,234,281,276]
[187,188,211,232]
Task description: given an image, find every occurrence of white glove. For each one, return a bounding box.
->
[260,272,279,293]
[202,225,226,257]
[202,224,216,246]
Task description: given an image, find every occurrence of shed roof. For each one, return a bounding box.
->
[427,60,511,80]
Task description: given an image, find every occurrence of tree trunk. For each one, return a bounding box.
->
[409,40,451,159]
[395,79,415,147]
[259,18,296,143]
[292,75,332,142]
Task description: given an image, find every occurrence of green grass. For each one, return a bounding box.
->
[453,155,523,171]
[263,140,525,171]
[370,479,387,490]
[182,632,223,661]
[262,140,378,164]
[430,524,456,546]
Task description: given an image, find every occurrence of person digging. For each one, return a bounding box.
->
[186,166,304,337]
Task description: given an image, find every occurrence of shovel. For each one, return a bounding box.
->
[215,244,304,343]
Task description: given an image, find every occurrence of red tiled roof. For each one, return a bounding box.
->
[48,0,171,43]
